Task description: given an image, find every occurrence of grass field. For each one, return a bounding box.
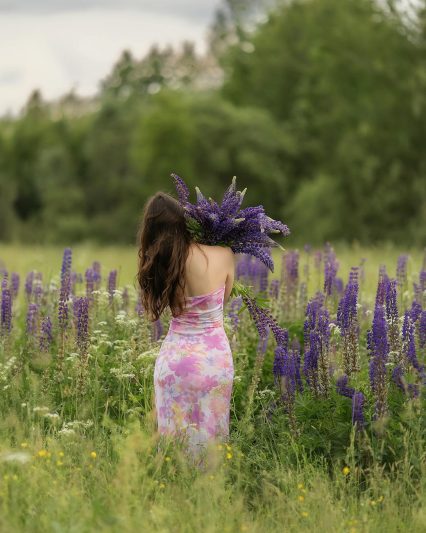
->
[0,242,425,532]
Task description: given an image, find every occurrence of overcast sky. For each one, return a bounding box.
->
[0,0,220,115]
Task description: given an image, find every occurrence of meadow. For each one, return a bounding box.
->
[0,242,425,533]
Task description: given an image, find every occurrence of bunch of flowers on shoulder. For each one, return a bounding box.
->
[172,172,290,346]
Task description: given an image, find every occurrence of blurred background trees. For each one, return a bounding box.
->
[0,0,425,246]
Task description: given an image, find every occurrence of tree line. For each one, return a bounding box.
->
[0,0,425,246]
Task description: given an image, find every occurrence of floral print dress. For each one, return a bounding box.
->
[153,284,234,459]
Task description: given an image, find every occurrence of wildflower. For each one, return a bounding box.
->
[226,452,233,459]
[164,456,171,462]
[26,302,39,336]
[90,451,97,459]
[368,301,390,419]
[342,466,350,476]
[58,451,64,457]
[159,483,165,489]
[301,512,309,518]
[37,449,48,457]
[56,460,63,466]
[1,274,13,335]
[39,316,53,351]
[337,268,360,374]
[20,442,28,448]
[298,495,305,502]
[297,483,304,490]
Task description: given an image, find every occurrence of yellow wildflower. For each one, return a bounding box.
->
[58,451,64,458]
[226,452,233,459]
[56,460,64,466]
[301,511,308,518]
[297,483,304,490]
[159,483,165,489]
[164,456,171,462]
[298,495,305,502]
[20,442,28,448]
[90,451,97,459]
[37,449,48,458]
[342,466,350,476]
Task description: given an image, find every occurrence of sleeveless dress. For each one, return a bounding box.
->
[153,284,234,460]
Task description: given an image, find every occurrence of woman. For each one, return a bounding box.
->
[137,191,236,465]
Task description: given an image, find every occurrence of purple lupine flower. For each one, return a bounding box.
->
[385,278,401,356]
[375,266,388,307]
[26,303,39,336]
[60,248,72,292]
[268,279,280,300]
[368,302,389,419]
[39,316,53,351]
[334,277,344,295]
[410,301,422,324]
[323,244,339,296]
[11,273,20,299]
[392,365,420,398]
[228,296,243,330]
[396,254,409,290]
[314,251,322,272]
[25,271,35,300]
[92,261,102,289]
[108,270,118,302]
[75,296,89,355]
[33,273,43,304]
[336,374,355,398]
[351,391,365,430]
[337,268,360,375]
[85,268,95,302]
[303,294,330,397]
[58,248,72,330]
[285,250,299,289]
[1,274,12,335]
[272,331,299,434]
[172,173,290,273]
[236,255,269,293]
[402,311,424,375]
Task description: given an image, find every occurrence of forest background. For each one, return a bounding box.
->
[0,0,425,248]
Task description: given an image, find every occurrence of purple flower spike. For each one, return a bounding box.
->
[26,303,39,336]
[11,273,20,299]
[39,316,53,351]
[1,274,12,335]
[108,270,118,302]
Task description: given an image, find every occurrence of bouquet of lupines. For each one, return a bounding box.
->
[172,173,290,346]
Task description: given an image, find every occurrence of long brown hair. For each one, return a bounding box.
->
[136,191,192,321]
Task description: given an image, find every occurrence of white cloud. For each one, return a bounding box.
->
[0,5,218,115]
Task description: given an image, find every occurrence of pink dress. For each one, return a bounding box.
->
[153,284,234,459]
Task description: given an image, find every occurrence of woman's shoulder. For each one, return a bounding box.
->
[191,243,234,257]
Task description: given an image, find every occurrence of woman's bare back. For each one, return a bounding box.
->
[184,243,235,304]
